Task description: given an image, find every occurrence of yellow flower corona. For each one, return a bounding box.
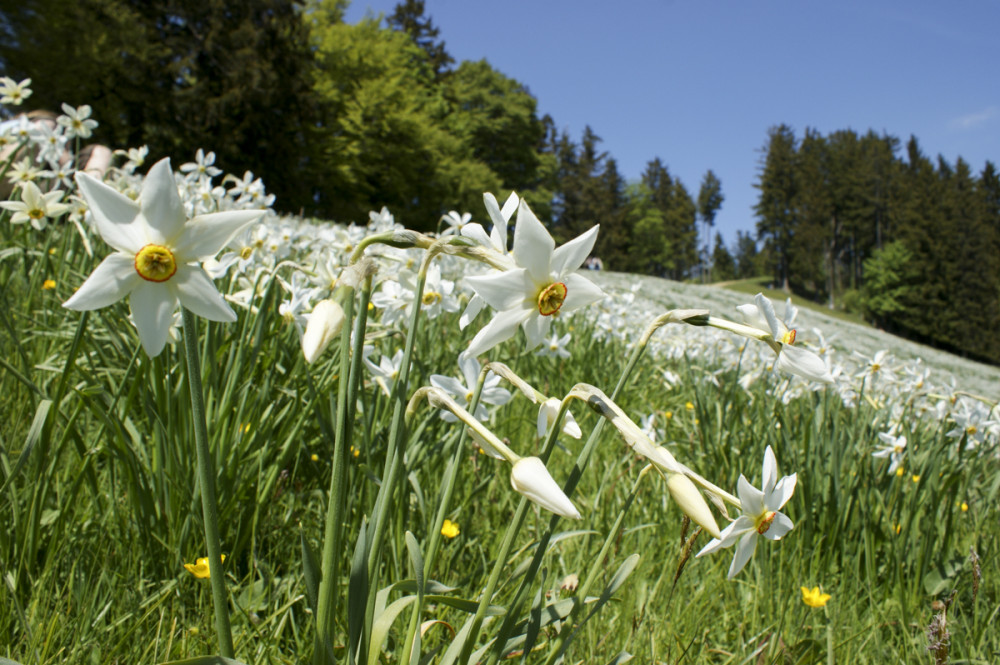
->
[440,519,460,539]
[801,586,831,608]
[537,281,567,316]
[134,244,177,282]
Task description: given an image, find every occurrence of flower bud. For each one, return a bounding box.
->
[665,472,721,539]
[510,456,581,519]
[301,299,345,363]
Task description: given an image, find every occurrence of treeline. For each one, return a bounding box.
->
[0,0,721,274]
[755,124,1000,363]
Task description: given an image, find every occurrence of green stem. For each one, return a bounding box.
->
[359,255,434,662]
[181,307,234,659]
[484,317,658,664]
[315,284,357,664]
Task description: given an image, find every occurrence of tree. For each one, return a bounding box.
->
[734,230,760,278]
[754,124,798,290]
[710,232,736,282]
[387,0,454,77]
[697,170,724,281]
[1,0,327,214]
[860,240,915,327]
[308,15,498,227]
[642,158,697,280]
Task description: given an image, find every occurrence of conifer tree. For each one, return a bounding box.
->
[387,0,454,78]
[697,170,724,282]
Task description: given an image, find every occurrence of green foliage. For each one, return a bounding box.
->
[0,0,325,214]
[754,125,1000,362]
[710,232,736,282]
[861,240,915,323]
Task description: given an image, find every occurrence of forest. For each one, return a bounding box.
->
[1,0,997,361]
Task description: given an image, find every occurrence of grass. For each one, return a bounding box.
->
[1,186,998,664]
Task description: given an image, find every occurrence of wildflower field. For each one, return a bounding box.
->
[1,81,998,664]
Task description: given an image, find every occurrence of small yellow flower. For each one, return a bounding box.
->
[895,467,905,477]
[350,445,360,458]
[184,554,226,579]
[911,474,920,483]
[42,279,56,290]
[801,586,831,608]
[664,411,673,420]
[961,501,969,512]
[685,401,694,411]
[311,453,319,462]
[441,519,460,539]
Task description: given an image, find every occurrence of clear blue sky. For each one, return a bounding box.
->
[344,0,999,247]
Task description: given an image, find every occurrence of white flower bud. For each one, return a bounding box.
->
[301,299,345,363]
[510,456,581,520]
[665,472,721,539]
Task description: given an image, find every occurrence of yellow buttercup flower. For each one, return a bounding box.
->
[801,586,831,608]
[184,554,226,579]
[42,279,56,290]
[440,519,460,539]
[961,501,969,512]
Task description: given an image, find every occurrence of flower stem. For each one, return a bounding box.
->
[181,307,234,659]
[314,283,357,664]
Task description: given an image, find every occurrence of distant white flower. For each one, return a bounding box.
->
[872,431,907,475]
[62,158,264,356]
[535,332,572,359]
[697,445,796,578]
[180,148,222,181]
[57,103,98,139]
[440,210,471,236]
[1,181,70,230]
[363,347,404,397]
[0,77,32,105]
[430,353,512,422]
[464,199,603,357]
[946,403,996,448]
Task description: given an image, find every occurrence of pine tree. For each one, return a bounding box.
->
[697,170,724,282]
[754,124,798,290]
[710,233,736,282]
[386,0,454,77]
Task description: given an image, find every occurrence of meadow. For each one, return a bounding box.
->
[0,85,997,665]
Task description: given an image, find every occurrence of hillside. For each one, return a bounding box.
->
[591,271,1000,401]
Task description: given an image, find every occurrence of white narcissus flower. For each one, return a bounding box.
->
[872,431,907,475]
[57,103,98,140]
[62,157,265,356]
[696,445,796,578]
[1,181,70,229]
[509,456,581,520]
[430,353,512,423]
[459,191,518,330]
[464,199,604,357]
[0,77,31,105]
[736,293,833,384]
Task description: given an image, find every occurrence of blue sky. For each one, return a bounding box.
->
[344,1,999,247]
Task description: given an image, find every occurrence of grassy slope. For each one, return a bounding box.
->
[591,271,1000,400]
